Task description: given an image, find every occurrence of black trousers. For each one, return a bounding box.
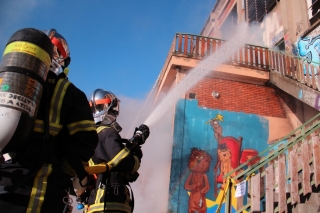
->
[86,184,133,213]
[0,162,70,213]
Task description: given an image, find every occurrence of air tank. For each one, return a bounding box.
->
[0,28,53,153]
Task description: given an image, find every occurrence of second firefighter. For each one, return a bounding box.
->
[84,88,150,213]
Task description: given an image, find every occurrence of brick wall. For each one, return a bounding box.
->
[188,77,286,118]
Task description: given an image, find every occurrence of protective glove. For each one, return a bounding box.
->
[131,145,143,160]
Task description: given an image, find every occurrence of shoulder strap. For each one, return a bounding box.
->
[33,78,71,136]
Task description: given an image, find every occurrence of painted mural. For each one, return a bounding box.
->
[168,99,269,213]
[295,25,320,75]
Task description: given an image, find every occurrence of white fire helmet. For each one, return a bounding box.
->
[89,89,120,124]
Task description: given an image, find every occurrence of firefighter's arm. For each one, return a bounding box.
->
[85,127,145,175]
[61,85,99,180]
[85,146,132,174]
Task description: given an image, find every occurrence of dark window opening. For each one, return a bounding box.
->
[247,0,278,24]
[312,0,320,16]
[189,93,196,99]
[276,39,285,52]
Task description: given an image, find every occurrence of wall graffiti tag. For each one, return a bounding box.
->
[296,20,304,36]
[296,35,320,75]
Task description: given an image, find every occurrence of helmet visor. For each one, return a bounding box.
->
[89,98,111,114]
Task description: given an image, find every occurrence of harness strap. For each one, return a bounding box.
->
[2,78,70,194]
[33,78,70,135]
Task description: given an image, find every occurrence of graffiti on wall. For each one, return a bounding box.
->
[169,100,269,213]
[271,28,288,46]
[297,35,320,64]
[295,24,320,75]
[296,20,304,36]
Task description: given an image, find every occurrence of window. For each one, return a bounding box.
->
[311,0,320,16]
[247,0,278,23]
[221,5,238,40]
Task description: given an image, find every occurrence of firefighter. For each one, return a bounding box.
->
[84,88,150,213]
[0,28,99,213]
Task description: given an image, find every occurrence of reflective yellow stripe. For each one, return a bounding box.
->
[3,41,51,68]
[94,188,104,204]
[50,79,70,124]
[108,147,130,168]
[88,202,131,213]
[27,164,52,213]
[67,120,96,135]
[86,127,129,174]
[88,159,95,167]
[33,119,63,136]
[33,119,44,133]
[96,126,109,133]
[33,79,70,136]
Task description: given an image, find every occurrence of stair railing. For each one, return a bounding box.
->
[223,112,320,213]
[269,49,320,91]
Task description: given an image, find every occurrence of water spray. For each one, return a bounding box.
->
[144,23,250,127]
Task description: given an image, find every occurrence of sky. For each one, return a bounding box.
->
[0,0,215,100]
[0,1,217,212]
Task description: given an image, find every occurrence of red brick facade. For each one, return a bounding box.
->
[189,77,286,118]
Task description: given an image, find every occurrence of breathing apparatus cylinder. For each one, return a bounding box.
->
[0,28,53,154]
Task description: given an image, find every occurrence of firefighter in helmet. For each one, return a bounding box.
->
[0,28,99,213]
[84,88,150,213]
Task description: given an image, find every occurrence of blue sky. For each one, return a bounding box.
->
[0,0,216,100]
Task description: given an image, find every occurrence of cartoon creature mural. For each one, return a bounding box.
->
[184,148,212,213]
[207,114,259,198]
[296,35,320,75]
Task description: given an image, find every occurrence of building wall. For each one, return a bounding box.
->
[189,77,285,117]
[168,99,269,213]
[167,77,297,212]
[165,1,320,212]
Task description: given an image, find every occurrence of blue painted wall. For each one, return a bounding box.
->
[168,99,269,213]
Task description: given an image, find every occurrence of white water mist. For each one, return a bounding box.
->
[144,23,250,127]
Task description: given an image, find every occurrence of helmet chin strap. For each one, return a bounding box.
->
[50,59,64,76]
[94,113,116,125]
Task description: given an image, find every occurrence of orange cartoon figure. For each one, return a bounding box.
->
[215,143,237,190]
[184,148,212,213]
[207,114,243,197]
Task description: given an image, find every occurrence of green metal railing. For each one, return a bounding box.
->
[223,112,320,213]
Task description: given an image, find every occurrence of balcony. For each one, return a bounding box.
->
[152,33,320,111]
[154,33,270,102]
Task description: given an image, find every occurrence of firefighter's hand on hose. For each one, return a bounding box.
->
[71,175,88,196]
